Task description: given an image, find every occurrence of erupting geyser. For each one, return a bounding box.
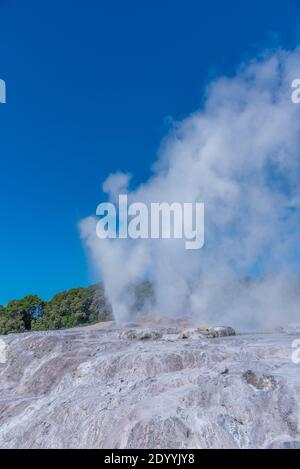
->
[81,46,300,330]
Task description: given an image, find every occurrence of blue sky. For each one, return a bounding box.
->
[1,0,300,305]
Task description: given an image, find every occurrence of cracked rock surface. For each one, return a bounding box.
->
[0,322,300,448]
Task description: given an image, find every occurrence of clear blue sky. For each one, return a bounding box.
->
[1,0,300,305]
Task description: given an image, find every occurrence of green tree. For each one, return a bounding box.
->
[85,284,112,323]
[0,295,44,335]
[0,282,152,335]
[32,285,112,331]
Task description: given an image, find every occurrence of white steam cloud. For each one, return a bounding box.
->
[80,47,300,330]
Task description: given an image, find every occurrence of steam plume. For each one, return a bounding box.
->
[80,47,300,329]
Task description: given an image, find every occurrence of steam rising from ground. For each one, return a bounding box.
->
[80,47,300,330]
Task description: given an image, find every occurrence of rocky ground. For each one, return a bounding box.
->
[0,319,300,449]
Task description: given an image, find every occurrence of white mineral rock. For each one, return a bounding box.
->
[0,323,299,449]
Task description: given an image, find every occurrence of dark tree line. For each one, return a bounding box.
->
[0,285,112,335]
[0,282,154,335]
